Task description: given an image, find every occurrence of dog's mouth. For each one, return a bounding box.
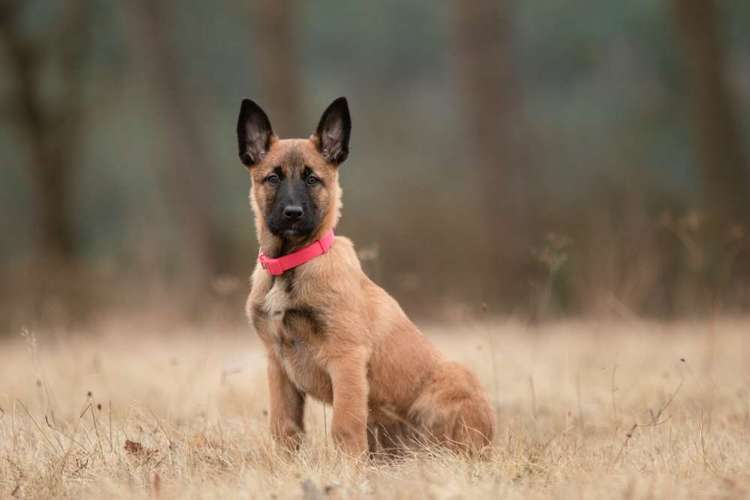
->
[268,220,314,239]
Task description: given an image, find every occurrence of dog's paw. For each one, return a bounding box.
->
[332,426,368,457]
[271,419,304,452]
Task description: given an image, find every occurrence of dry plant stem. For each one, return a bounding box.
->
[611,379,684,467]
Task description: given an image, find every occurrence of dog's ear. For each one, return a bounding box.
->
[237,99,274,167]
[313,97,351,165]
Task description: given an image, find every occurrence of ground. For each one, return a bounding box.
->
[1,318,749,499]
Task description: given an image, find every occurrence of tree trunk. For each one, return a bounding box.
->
[0,1,86,263]
[250,0,302,135]
[125,0,220,294]
[28,148,76,261]
[16,57,77,262]
[451,0,534,305]
[673,0,750,226]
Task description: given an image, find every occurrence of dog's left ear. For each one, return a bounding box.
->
[237,99,274,167]
[313,97,351,165]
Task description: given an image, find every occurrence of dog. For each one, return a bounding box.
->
[237,97,495,457]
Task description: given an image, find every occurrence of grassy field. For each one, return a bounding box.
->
[1,318,749,499]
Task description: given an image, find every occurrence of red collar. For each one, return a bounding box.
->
[258,230,335,276]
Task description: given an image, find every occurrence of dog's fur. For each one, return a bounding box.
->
[237,97,495,457]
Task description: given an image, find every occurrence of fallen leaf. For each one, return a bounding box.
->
[124,440,144,454]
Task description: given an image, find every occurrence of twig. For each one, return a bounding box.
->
[15,400,63,454]
[88,401,106,462]
[55,409,93,477]
[322,403,327,446]
[610,364,619,427]
[108,400,113,453]
[649,379,684,426]
[611,423,638,466]
[576,372,584,437]
[480,304,501,411]
[148,409,175,466]
[610,380,683,467]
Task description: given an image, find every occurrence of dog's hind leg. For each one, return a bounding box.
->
[409,362,495,455]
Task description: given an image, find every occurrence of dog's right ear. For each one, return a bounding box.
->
[313,97,351,165]
[237,99,274,167]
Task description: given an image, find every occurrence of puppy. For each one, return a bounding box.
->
[238,97,495,456]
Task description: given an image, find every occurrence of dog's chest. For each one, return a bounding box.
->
[262,278,290,318]
[255,278,332,402]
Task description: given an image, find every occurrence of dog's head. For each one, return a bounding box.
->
[236,98,350,244]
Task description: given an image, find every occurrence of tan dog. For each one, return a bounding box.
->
[237,97,495,457]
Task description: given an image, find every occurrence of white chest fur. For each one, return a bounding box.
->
[263,278,290,316]
[261,278,288,341]
[252,273,331,399]
[262,278,299,381]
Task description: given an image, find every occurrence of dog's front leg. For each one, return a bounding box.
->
[328,349,369,457]
[267,353,306,451]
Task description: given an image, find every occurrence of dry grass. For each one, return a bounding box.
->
[1,318,750,499]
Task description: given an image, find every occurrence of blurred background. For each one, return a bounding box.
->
[1,0,749,332]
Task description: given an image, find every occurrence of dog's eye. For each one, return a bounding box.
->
[264,174,280,185]
[306,175,320,186]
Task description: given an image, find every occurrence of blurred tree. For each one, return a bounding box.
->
[125,0,221,296]
[250,0,302,135]
[451,0,536,304]
[0,0,90,263]
[673,0,749,227]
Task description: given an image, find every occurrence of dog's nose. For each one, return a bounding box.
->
[283,205,304,220]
